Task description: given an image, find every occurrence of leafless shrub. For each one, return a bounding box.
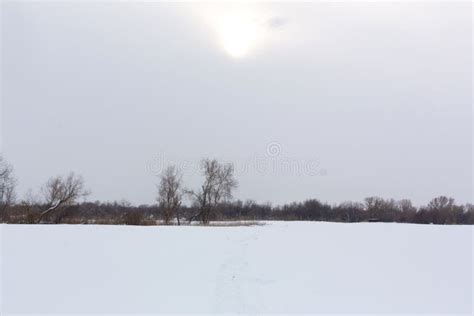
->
[205,221,264,227]
[123,210,145,226]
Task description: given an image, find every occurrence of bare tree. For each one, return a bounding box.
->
[428,196,455,210]
[38,172,89,223]
[337,201,364,222]
[187,159,238,224]
[0,156,16,221]
[157,166,183,225]
[396,199,417,222]
[427,196,460,224]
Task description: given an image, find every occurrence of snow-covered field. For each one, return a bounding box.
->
[1,222,472,315]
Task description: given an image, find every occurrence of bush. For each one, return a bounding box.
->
[123,210,145,226]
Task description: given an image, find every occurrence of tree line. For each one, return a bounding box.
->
[1,155,473,225]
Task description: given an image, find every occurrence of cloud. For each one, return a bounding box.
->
[265,17,287,29]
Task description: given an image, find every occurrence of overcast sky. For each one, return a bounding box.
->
[1,1,472,206]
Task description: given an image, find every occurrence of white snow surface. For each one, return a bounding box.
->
[1,222,472,315]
